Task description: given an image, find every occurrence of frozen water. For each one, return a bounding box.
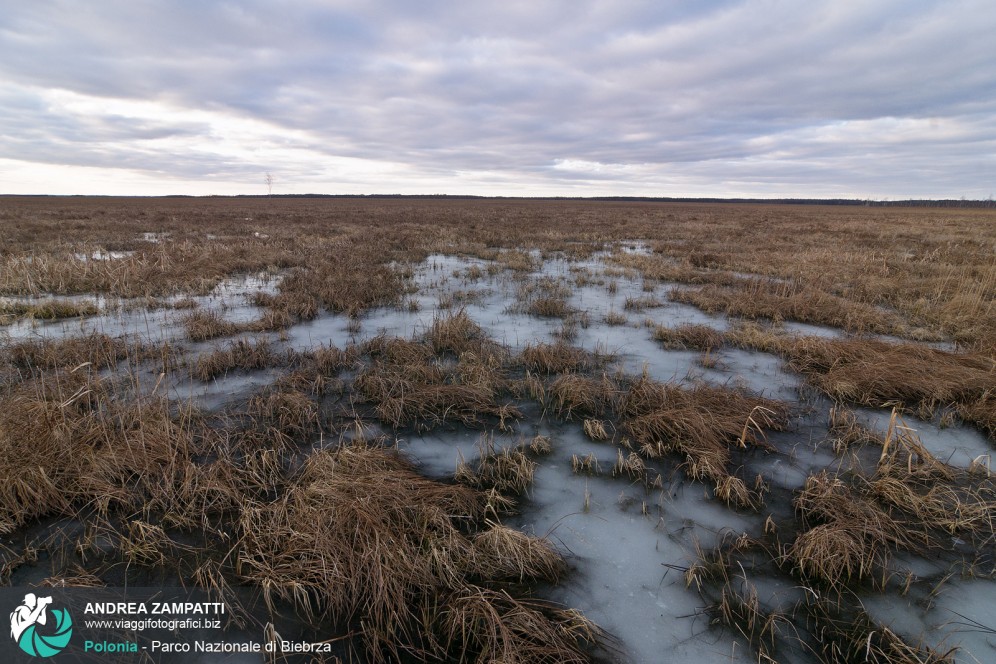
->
[855,408,993,469]
[4,242,993,664]
[73,249,134,261]
[508,425,758,664]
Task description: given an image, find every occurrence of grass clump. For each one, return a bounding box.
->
[456,439,536,496]
[425,309,505,360]
[652,323,725,351]
[518,342,598,375]
[620,376,788,484]
[0,299,99,324]
[0,370,200,533]
[356,333,520,432]
[548,374,616,420]
[238,445,597,662]
[192,337,280,381]
[783,337,995,432]
[669,280,905,336]
[182,310,242,342]
[3,333,133,374]
[789,471,910,588]
[622,295,663,311]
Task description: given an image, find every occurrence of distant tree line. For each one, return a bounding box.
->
[207,194,996,208]
[9,194,994,208]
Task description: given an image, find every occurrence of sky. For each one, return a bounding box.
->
[1,1,994,198]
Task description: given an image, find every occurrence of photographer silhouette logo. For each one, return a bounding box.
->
[9,594,73,657]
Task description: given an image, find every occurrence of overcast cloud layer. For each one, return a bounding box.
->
[1,1,994,197]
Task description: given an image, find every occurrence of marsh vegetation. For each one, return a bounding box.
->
[1,197,994,663]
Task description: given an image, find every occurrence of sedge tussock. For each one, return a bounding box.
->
[528,295,574,318]
[783,337,995,432]
[790,472,911,588]
[611,450,646,481]
[619,375,787,489]
[528,435,552,455]
[622,295,663,311]
[713,475,762,510]
[603,309,628,326]
[518,342,596,375]
[472,523,564,583]
[0,371,198,532]
[456,444,536,496]
[869,411,996,540]
[244,389,320,453]
[652,323,725,351]
[426,309,506,360]
[571,453,600,476]
[435,586,600,664]
[582,418,611,441]
[182,309,241,342]
[191,336,280,381]
[827,406,880,454]
[4,333,133,373]
[0,298,99,324]
[549,373,616,420]
[669,280,904,336]
[237,445,596,662]
[356,334,519,431]
[711,581,782,662]
[806,599,957,664]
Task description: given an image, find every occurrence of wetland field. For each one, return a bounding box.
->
[1,196,994,663]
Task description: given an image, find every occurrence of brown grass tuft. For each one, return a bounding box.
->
[192,337,280,381]
[652,323,725,351]
[237,445,596,662]
[183,310,241,342]
[518,342,596,375]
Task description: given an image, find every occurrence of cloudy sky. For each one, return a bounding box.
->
[1,1,994,198]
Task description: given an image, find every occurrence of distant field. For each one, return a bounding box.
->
[2,197,994,663]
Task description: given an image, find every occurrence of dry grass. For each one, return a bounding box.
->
[517,277,576,318]
[456,439,537,496]
[603,309,628,326]
[652,323,725,351]
[0,298,99,324]
[0,369,199,533]
[528,296,574,318]
[669,280,907,336]
[782,337,995,433]
[619,375,788,495]
[826,406,881,454]
[518,342,600,375]
[3,197,994,662]
[871,411,996,539]
[2,198,993,347]
[183,309,242,342]
[790,470,915,588]
[273,343,353,396]
[425,309,505,360]
[548,373,616,420]
[687,533,959,664]
[622,295,663,311]
[237,444,595,662]
[191,337,281,381]
[711,580,783,663]
[806,599,957,664]
[245,388,321,449]
[2,333,135,374]
[356,327,520,432]
[571,453,600,476]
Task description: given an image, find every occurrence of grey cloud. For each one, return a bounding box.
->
[1,0,994,196]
